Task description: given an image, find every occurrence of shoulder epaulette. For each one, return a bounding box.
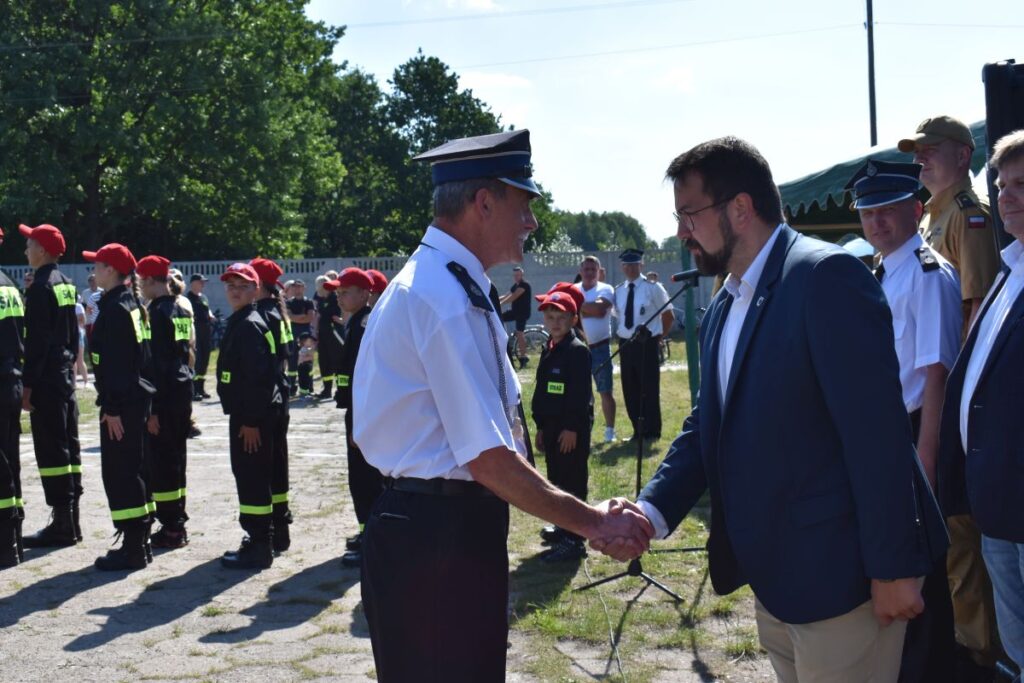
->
[445,261,493,312]
[914,246,940,272]
[955,191,976,210]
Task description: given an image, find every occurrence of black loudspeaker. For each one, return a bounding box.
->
[982,59,1024,248]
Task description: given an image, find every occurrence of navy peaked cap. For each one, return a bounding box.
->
[845,159,922,210]
[619,248,644,263]
[413,129,540,196]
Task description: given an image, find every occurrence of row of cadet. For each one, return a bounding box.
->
[0,222,385,572]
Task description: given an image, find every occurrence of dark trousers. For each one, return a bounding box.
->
[148,397,192,528]
[539,416,590,542]
[317,329,341,385]
[344,408,382,525]
[362,487,510,682]
[228,414,275,538]
[900,408,956,682]
[193,328,211,390]
[618,335,662,438]
[99,405,151,530]
[297,362,314,393]
[29,384,81,507]
[0,397,22,521]
[272,409,290,524]
[287,346,300,395]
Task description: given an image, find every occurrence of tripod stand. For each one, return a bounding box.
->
[576,277,699,601]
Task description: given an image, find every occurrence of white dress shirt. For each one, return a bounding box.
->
[353,226,522,481]
[878,233,962,412]
[639,225,782,539]
[613,276,670,338]
[960,239,1024,453]
[576,281,615,344]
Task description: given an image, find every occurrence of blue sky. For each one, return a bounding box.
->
[306,0,1023,243]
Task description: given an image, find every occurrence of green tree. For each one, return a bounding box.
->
[0,0,344,262]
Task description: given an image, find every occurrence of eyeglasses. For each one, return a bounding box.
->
[673,194,737,232]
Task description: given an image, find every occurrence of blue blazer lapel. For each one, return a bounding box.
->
[975,276,1024,391]
[703,293,732,424]
[722,227,795,413]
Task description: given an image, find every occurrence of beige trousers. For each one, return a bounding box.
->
[754,597,907,683]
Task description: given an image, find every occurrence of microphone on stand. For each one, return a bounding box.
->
[670,268,700,285]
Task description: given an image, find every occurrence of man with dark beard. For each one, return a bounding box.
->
[593,137,949,681]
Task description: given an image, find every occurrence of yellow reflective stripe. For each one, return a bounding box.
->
[220,371,231,384]
[53,283,77,307]
[172,317,193,342]
[336,374,350,387]
[547,381,565,395]
[39,465,73,477]
[264,330,276,355]
[151,488,186,503]
[16,498,24,509]
[280,321,294,344]
[0,286,25,319]
[91,352,100,365]
[0,496,17,510]
[239,504,273,516]
[194,375,206,380]
[110,504,150,521]
[70,465,82,474]
[271,493,289,504]
[130,307,152,343]
[147,501,156,513]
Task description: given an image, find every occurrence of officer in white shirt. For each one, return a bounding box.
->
[613,249,672,441]
[352,130,655,683]
[849,159,961,682]
[575,255,617,442]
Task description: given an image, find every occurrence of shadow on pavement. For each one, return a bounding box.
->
[508,548,580,624]
[64,556,254,651]
[0,562,128,628]
[199,557,357,644]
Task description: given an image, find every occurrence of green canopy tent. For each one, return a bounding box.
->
[779,121,988,240]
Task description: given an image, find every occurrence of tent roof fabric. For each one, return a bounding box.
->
[780,121,988,218]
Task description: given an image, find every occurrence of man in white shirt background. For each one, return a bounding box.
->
[575,255,617,442]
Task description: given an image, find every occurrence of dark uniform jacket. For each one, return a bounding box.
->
[334,305,370,410]
[0,270,25,406]
[91,285,156,417]
[147,295,195,412]
[256,297,294,401]
[531,330,593,434]
[216,306,281,427]
[23,263,78,395]
[186,290,212,335]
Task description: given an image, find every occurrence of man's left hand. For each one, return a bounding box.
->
[871,577,924,627]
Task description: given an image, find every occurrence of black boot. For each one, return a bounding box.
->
[151,524,189,549]
[94,526,148,571]
[272,512,292,554]
[199,379,211,399]
[0,519,18,568]
[221,534,273,570]
[144,521,153,564]
[317,380,333,400]
[22,505,77,548]
[72,498,83,542]
[14,517,24,562]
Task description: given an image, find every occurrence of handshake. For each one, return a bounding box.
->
[586,498,656,561]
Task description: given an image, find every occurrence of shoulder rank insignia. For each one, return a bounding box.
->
[446,261,494,312]
[914,247,940,272]
[955,191,977,210]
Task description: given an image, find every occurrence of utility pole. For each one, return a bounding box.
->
[866,0,878,146]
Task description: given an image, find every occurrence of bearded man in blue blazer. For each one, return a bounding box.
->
[594,137,948,681]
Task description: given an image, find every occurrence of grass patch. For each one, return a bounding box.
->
[723,626,762,659]
[200,605,229,618]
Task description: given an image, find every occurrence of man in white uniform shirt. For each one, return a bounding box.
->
[575,255,617,442]
[938,130,1024,673]
[613,249,672,441]
[352,130,654,682]
[849,159,961,681]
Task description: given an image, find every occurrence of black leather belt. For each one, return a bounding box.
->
[384,476,494,498]
[588,339,609,349]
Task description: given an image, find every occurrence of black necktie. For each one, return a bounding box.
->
[874,263,885,283]
[625,282,635,328]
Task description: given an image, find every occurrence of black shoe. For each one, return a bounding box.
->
[340,549,362,569]
[0,520,18,568]
[345,533,362,552]
[192,393,203,402]
[14,518,23,562]
[151,526,189,549]
[72,499,83,542]
[95,528,148,571]
[221,536,273,570]
[188,424,202,438]
[540,525,564,545]
[200,391,211,399]
[542,538,587,563]
[22,506,77,548]
[272,522,290,554]
[316,387,333,400]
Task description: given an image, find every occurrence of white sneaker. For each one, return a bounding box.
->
[604,426,616,443]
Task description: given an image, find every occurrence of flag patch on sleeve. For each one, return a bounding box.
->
[968,215,986,229]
